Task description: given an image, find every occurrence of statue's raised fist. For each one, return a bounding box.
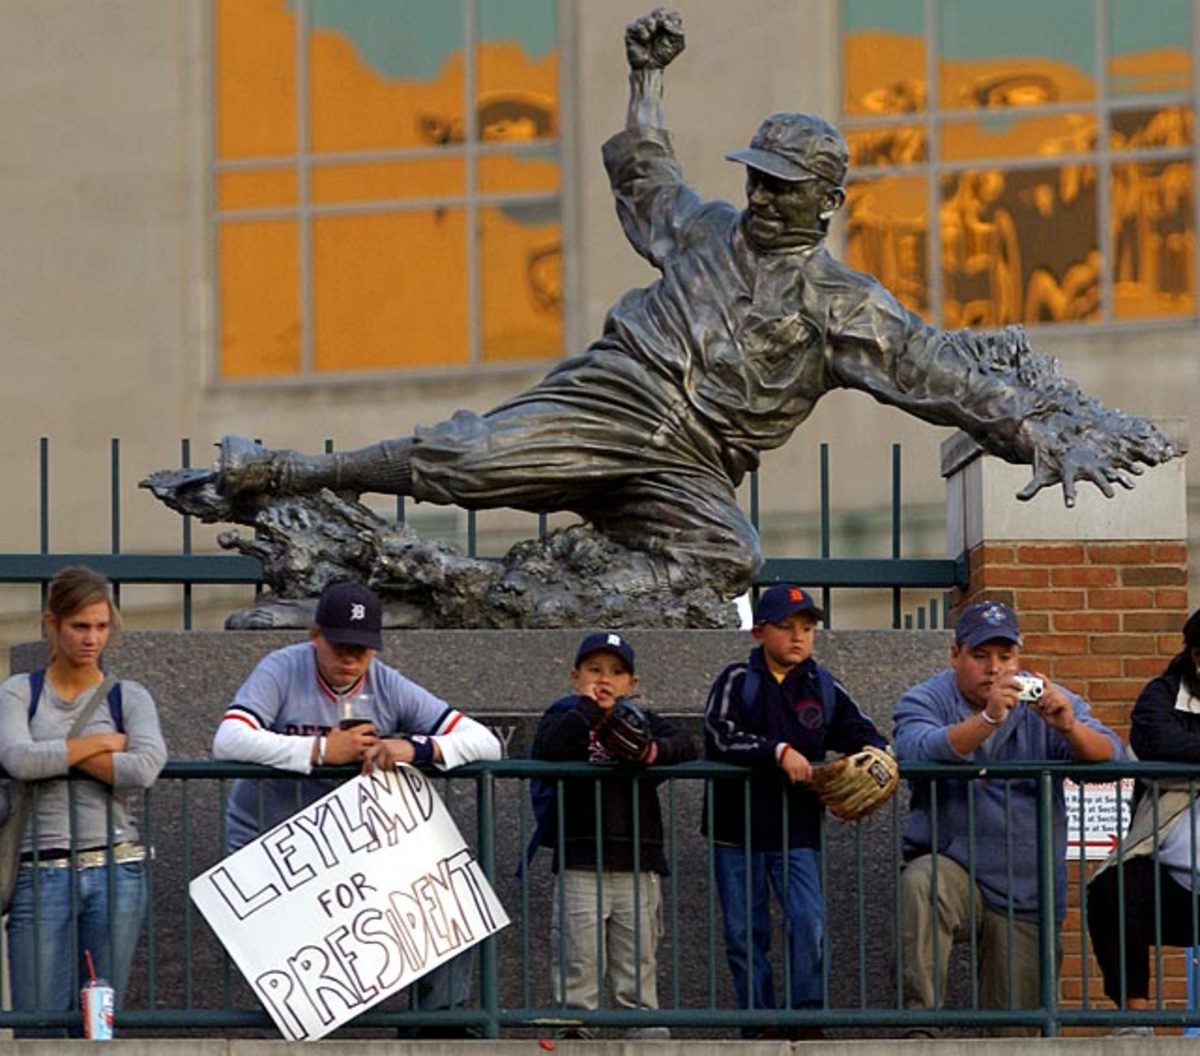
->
[625,8,685,70]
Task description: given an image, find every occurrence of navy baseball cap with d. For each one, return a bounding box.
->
[574,631,636,674]
[314,581,383,650]
[754,585,826,625]
[955,601,1023,650]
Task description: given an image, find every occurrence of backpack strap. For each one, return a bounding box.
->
[27,669,44,719]
[740,662,837,727]
[26,668,123,731]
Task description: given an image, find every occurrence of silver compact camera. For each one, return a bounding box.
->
[1014,674,1045,702]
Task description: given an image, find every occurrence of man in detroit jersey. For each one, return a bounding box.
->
[212,579,500,1032]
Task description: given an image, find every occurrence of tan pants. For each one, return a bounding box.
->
[900,854,1059,1032]
[550,869,662,1012]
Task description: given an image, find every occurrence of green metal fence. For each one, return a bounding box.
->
[0,437,965,630]
[3,759,1199,1038]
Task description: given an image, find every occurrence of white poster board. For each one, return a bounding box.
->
[190,765,509,1041]
[1064,777,1135,860]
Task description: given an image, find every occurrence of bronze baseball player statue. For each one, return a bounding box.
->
[147,9,1177,626]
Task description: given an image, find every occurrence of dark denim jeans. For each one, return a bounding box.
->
[6,860,147,1037]
[713,845,824,1013]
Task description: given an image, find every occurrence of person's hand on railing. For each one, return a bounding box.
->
[778,744,812,784]
[324,722,378,765]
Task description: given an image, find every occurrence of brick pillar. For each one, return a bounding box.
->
[942,421,1189,1028]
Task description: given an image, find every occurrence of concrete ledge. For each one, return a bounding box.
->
[0,1036,1194,1053]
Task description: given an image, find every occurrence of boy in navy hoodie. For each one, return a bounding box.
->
[704,585,888,1037]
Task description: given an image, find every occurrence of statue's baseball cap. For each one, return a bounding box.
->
[955,601,1023,650]
[314,581,383,650]
[574,631,636,674]
[753,585,826,625]
[726,113,849,185]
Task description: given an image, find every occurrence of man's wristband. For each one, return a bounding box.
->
[316,735,327,765]
[979,710,1002,727]
[408,734,435,765]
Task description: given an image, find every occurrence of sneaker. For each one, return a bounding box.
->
[903,1027,945,1039]
[625,1026,671,1040]
[1109,1026,1154,1037]
[555,1027,595,1040]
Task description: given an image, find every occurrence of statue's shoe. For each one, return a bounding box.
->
[217,435,283,495]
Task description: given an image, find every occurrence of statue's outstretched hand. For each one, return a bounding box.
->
[626,8,685,70]
[1016,413,1178,507]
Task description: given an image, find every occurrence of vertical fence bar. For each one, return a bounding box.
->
[39,436,50,613]
[111,437,121,606]
[819,443,831,619]
[1038,770,1058,1035]
[477,771,499,1038]
[468,510,477,558]
[891,443,902,628]
[181,439,193,629]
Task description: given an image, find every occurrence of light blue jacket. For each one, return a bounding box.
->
[894,668,1124,921]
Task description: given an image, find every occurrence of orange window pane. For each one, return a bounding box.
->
[1111,161,1195,320]
[1109,106,1194,151]
[312,211,469,372]
[308,1,464,153]
[217,168,299,212]
[478,149,560,196]
[216,0,297,160]
[940,165,1098,328]
[219,221,300,378]
[480,204,561,363]
[938,0,1097,110]
[846,126,927,169]
[844,176,929,318]
[842,0,926,118]
[311,158,465,206]
[940,113,1097,163]
[476,0,558,144]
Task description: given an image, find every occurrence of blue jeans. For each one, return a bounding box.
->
[713,846,824,1012]
[5,860,148,1038]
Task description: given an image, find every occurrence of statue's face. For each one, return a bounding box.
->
[743,167,842,251]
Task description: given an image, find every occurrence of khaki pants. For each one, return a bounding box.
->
[550,869,662,1012]
[900,854,1059,1032]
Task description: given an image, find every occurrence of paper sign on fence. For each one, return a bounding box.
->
[189,765,509,1041]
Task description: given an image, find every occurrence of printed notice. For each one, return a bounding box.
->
[190,765,509,1040]
[1064,777,1135,860]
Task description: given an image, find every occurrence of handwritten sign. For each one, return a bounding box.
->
[190,765,509,1040]
[1064,777,1135,860]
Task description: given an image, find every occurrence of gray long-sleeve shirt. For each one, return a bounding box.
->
[0,672,167,852]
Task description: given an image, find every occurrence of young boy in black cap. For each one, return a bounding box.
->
[531,632,696,1038]
[703,585,889,1036]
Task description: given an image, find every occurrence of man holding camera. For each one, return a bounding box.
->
[892,600,1122,1033]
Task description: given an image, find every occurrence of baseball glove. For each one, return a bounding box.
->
[594,697,652,763]
[808,745,899,821]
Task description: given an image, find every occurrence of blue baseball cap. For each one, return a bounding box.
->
[753,585,825,625]
[574,631,636,674]
[955,601,1023,649]
[314,581,383,650]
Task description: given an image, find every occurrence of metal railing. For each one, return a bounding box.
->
[3,759,1198,1038]
[0,437,965,630]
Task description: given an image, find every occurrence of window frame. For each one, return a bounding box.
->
[839,0,1200,335]
[209,0,572,388]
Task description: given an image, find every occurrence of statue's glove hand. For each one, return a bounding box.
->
[625,8,685,70]
[1017,413,1178,507]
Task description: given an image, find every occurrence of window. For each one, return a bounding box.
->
[214,0,562,380]
[842,0,1195,328]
